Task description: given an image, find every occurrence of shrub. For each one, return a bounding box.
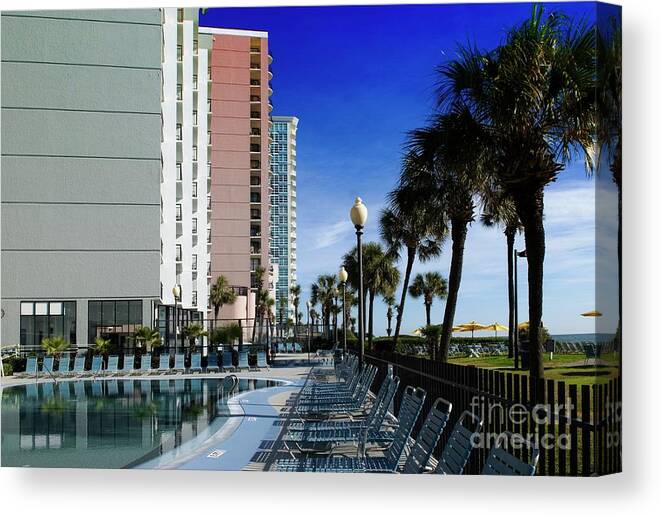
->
[3,362,13,376]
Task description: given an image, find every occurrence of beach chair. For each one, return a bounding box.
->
[482,432,539,476]
[256,351,269,370]
[104,355,119,376]
[172,353,185,374]
[90,355,104,376]
[56,354,72,376]
[237,351,249,371]
[72,355,87,377]
[119,354,135,375]
[286,343,294,353]
[295,343,302,353]
[189,352,202,373]
[154,354,172,374]
[221,351,234,372]
[206,352,220,373]
[16,356,38,378]
[434,410,483,474]
[401,398,453,473]
[41,356,55,377]
[274,387,427,473]
[132,353,153,375]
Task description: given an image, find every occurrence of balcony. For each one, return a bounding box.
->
[250,193,261,203]
[250,111,261,120]
[250,144,261,153]
[250,62,261,70]
[250,177,261,186]
[251,128,261,136]
[250,79,261,86]
[250,209,261,220]
[250,161,261,170]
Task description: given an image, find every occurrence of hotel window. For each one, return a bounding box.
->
[193,110,198,125]
[192,291,198,306]
[207,262,211,276]
[176,245,182,262]
[207,162,212,177]
[20,301,76,349]
[176,204,182,221]
[193,75,198,90]
[192,218,198,234]
[207,229,211,243]
[177,45,183,61]
[176,83,182,101]
[208,99,212,111]
[192,182,198,198]
[176,163,182,180]
[192,254,198,271]
[193,39,198,52]
[207,195,211,210]
[176,124,182,141]
[177,9,184,22]
[87,300,142,345]
[208,131,212,144]
[193,146,198,161]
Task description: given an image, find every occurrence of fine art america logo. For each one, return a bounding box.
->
[468,396,622,450]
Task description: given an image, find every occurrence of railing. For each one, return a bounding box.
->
[363,351,622,476]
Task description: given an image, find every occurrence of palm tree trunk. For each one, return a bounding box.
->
[394,246,416,347]
[368,290,375,349]
[505,227,516,358]
[516,187,546,380]
[425,302,431,326]
[293,302,299,343]
[439,220,468,361]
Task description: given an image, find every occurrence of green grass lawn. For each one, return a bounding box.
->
[449,352,620,385]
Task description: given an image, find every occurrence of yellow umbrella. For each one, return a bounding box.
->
[517,321,530,330]
[581,310,603,317]
[411,327,424,336]
[483,322,508,338]
[456,321,488,339]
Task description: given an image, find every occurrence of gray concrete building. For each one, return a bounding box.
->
[1,10,163,350]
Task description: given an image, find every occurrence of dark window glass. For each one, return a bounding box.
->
[88,301,101,343]
[116,301,129,326]
[129,301,143,325]
[63,302,76,344]
[102,301,115,326]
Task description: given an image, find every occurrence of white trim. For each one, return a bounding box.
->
[199,26,268,38]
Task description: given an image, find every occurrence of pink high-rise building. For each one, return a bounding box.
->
[200,27,273,321]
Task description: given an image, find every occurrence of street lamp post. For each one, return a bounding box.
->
[172,285,182,354]
[350,197,368,370]
[513,249,526,370]
[338,266,349,357]
[306,300,312,365]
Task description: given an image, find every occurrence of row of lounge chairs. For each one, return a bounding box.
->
[276,342,303,353]
[272,357,539,475]
[14,351,269,378]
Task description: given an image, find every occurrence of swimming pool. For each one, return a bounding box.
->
[1,377,282,469]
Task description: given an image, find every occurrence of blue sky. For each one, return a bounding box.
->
[201,3,619,337]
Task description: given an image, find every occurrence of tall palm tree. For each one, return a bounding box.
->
[290,284,302,341]
[277,297,288,339]
[251,265,267,343]
[437,5,596,377]
[343,242,400,349]
[311,274,338,341]
[209,275,237,329]
[383,293,397,337]
[481,189,522,358]
[381,151,446,349]
[408,110,486,363]
[408,271,448,327]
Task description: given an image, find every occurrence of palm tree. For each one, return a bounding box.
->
[134,326,161,353]
[381,151,446,349]
[251,265,267,342]
[343,242,400,349]
[41,336,69,358]
[277,297,288,339]
[383,293,397,337]
[481,189,522,358]
[311,274,338,341]
[408,271,448,327]
[437,5,596,377]
[408,111,485,363]
[183,323,208,352]
[92,336,111,357]
[290,284,302,341]
[209,275,237,329]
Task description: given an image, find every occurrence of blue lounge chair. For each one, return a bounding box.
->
[72,355,86,377]
[206,352,220,373]
[287,343,294,353]
[274,387,427,473]
[119,354,135,375]
[18,356,38,378]
[401,397,453,473]
[189,352,202,373]
[481,432,539,476]
[256,351,268,370]
[56,354,71,376]
[434,410,483,475]
[221,351,234,372]
[134,353,153,375]
[154,354,172,374]
[295,343,302,353]
[172,353,185,373]
[104,355,119,376]
[41,356,55,376]
[237,351,249,371]
[89,355,103,376]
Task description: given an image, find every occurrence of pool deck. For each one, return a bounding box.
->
[0,354,325,471]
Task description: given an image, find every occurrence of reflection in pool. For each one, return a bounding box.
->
[1,378,280,469]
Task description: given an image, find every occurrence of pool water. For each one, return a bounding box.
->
[1,377,280,469]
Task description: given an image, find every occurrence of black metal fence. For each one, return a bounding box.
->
[365,351,622,476]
